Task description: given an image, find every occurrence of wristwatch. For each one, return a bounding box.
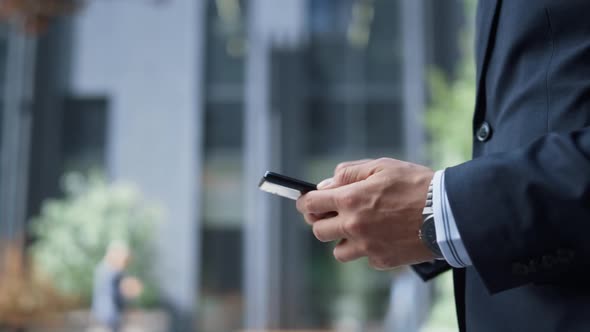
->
[418,181,444,259]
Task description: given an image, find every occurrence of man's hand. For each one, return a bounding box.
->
[296,158,437,270]
[120,276,144,300]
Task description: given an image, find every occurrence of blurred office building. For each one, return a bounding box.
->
[0,0,465,331]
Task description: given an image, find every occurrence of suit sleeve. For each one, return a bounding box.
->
[445,127,590,293]
[433,170,473,268]
[412,260,452,282]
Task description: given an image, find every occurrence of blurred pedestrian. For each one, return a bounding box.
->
[91,242,143,332]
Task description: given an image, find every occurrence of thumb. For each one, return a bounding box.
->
[317,159,375,189]
[317,177,334,190]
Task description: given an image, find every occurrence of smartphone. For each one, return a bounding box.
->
[258,171,317,200]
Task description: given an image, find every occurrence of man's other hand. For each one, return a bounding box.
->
[296,158,437,270]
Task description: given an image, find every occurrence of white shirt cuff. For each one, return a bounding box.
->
[432,170,473,268]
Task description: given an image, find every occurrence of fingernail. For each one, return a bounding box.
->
[317,178,333,189]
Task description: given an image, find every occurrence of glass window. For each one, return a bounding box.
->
[0,33,6,94]
[305,100,352,156]
[199,1,247,331]
[270,0,406,329]
[0,98,2,199]
[205,0,247,85]
[61,98,108,173]
[0,30,7,196]
[365,0,403,84]
[204,103,244,151]
[306,0,405,158]
[365,101,404,154]
[202,102,244,228]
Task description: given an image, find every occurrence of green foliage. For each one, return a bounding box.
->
[29,172,162,307]
[421,271,458,331]
[424,0,477,169]
[425,66,474,169]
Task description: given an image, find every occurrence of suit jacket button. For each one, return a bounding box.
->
[476,121,492,142]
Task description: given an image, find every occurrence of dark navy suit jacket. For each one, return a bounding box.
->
[414,1,590,331]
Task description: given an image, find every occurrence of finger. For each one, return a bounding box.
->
[333,239,365,262]
[333,159,379,186]
[303,213,316,225]
[312,215,345,242]
[296,189,339,214]
[314,160,374,190]
[369,257,396,271]
[334,159,374,174]
[317,177,333,190]
[303,211,337,225]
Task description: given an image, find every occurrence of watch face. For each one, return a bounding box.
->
[422,215,436,242]
[421,214,442,258]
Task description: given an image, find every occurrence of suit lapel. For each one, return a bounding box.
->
[473,0,502,125]
[475,0,500,82]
